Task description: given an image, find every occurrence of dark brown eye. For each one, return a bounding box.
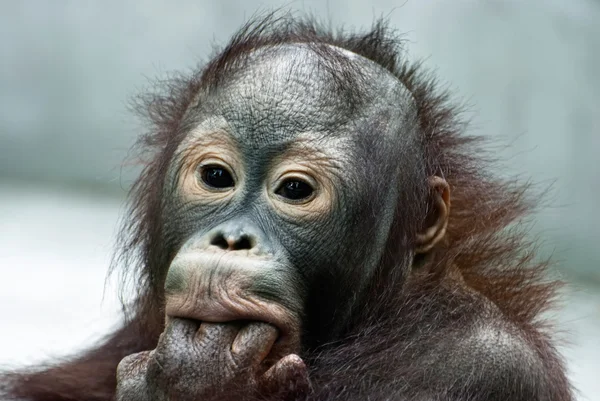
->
[276,179,314,201]
[201,165,234,189]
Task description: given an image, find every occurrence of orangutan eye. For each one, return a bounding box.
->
[276,179,314,201]
[200,165,235,189]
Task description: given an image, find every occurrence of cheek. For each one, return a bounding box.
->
[274,210,357,275]
[160,193,236,261]
[159,200,199,263]
[318,191,388,269]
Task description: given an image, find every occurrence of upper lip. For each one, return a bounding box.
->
[165,292,299,339]
[164,251,301,346]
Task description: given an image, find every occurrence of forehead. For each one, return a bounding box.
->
[185,43,416,150]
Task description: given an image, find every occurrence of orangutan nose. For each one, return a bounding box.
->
[209,231,254,251]
[205,219,272,255]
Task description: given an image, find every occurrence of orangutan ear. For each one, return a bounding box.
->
[415,176,450,254]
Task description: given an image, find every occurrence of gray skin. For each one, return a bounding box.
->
[115,44,422,400]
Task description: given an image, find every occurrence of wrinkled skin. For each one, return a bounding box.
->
[116,320,309,401]
[115,44,426,399]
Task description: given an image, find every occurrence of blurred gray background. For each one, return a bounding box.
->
[0,0,598,399]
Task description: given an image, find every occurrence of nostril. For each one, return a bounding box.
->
[233,235,253,251]
[209,233,255,251]
[210,234,230,250]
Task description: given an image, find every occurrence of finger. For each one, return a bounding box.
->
[116,350,153,381]
[231,322,279,366]
[116,351,154,401]
[260,354,311,397]
[195,321,241,350]
[160,317,200,349]
[115,351,153,401]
